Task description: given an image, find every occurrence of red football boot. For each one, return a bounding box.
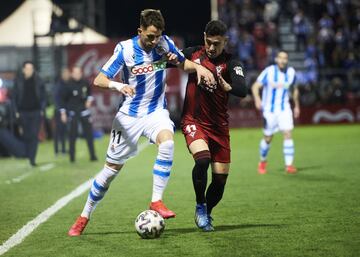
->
[258,161,267,174]
[68,216,89,236]
[286,165,297,174]
[150,200,176,219]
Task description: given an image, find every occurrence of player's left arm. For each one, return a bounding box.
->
[293,86,300,118]
[289,70,300,118]
[85,80,94,109]
[219,59,247,97]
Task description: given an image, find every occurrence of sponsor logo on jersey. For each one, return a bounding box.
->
[131,61,167,75]
[233,66,244,77]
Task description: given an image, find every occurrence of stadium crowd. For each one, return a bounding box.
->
[218,0,360,106]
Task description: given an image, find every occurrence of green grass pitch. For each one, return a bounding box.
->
[0,125,359,257]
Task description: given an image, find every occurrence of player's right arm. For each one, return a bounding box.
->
[251,81,263,111]
[94,73,135,97]
[93,43,135,97]
[252,67,269,111]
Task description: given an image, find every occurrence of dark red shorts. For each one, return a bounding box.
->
[181,120,230,163]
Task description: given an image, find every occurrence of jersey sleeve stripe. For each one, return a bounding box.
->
[101,43,125,79]
[164,35,185,63]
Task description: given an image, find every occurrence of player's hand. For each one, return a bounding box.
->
[85,100,92,109]
[61,112,67,123]
[195,65,215,88]
[254,98,262,111]
[165,52,179,65]
[294,106,300,119]
[218,74,232,92]
[120,85,135,97]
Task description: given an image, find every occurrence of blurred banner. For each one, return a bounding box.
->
[67,42,360,131]
[229,103,360,127]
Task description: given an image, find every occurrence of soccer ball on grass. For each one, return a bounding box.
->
[135,210,165,239]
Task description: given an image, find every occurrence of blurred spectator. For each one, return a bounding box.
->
[253,23,268,69]
[319,77,347,104]
[293,9,310,51]
[328,77,347,104]
[53,68,70,156]
[264,1,280,22]
[299,83,318,107]
[237,30,255,69]
[0,82,27,158]
[217,0,360,106]
[13,61,46,166]
[60,66,97,163]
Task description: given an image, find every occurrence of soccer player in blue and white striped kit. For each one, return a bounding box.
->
[68,9,215,236]
[252,50,300,174]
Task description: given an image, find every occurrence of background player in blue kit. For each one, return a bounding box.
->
[251,50,300,174]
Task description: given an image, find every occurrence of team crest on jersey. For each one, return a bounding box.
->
[131,61,167,75]
[216,65,223,76]
[233,66,244,77]
[155,46,168,55]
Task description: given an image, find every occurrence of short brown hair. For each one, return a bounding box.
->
[140,9,165,31]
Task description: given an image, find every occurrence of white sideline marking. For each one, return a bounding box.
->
[5,172,32,184]
[0,142,149,255]
[4,163,56,185]
[39,163,55,172]
[0,178,93,256]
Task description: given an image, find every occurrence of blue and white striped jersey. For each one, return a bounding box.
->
[256,64,296,113]
[101,35,185,117]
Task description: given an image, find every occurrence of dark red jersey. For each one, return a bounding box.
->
[181,46,246,134]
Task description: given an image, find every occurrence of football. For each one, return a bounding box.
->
[134,210,165,239]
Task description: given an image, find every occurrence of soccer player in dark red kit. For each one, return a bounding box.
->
[181,20,247,231]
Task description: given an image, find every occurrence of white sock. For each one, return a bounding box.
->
[283,139,295,166]
[151,140,174,202]
[260,139,270,162]
[81,165,118,218]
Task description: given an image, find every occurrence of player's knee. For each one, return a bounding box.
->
[264,135,273,143]
[212,173,228,186]
[105,162,122,172]
[193,150,211,169]
[283,131,292,139]
[158,140,174,159]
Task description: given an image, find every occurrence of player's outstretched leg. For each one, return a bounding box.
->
[258,138,270,174]
[68,164,119,236]
[149,140,176,219]
[204,173,229,231]
[191,150,211,229]
[283,138,297,173]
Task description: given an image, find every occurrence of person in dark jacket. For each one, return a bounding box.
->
[53,68,70,155]
[0,80,27,158]
[60,66,97,163]
[13,61,46,166]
